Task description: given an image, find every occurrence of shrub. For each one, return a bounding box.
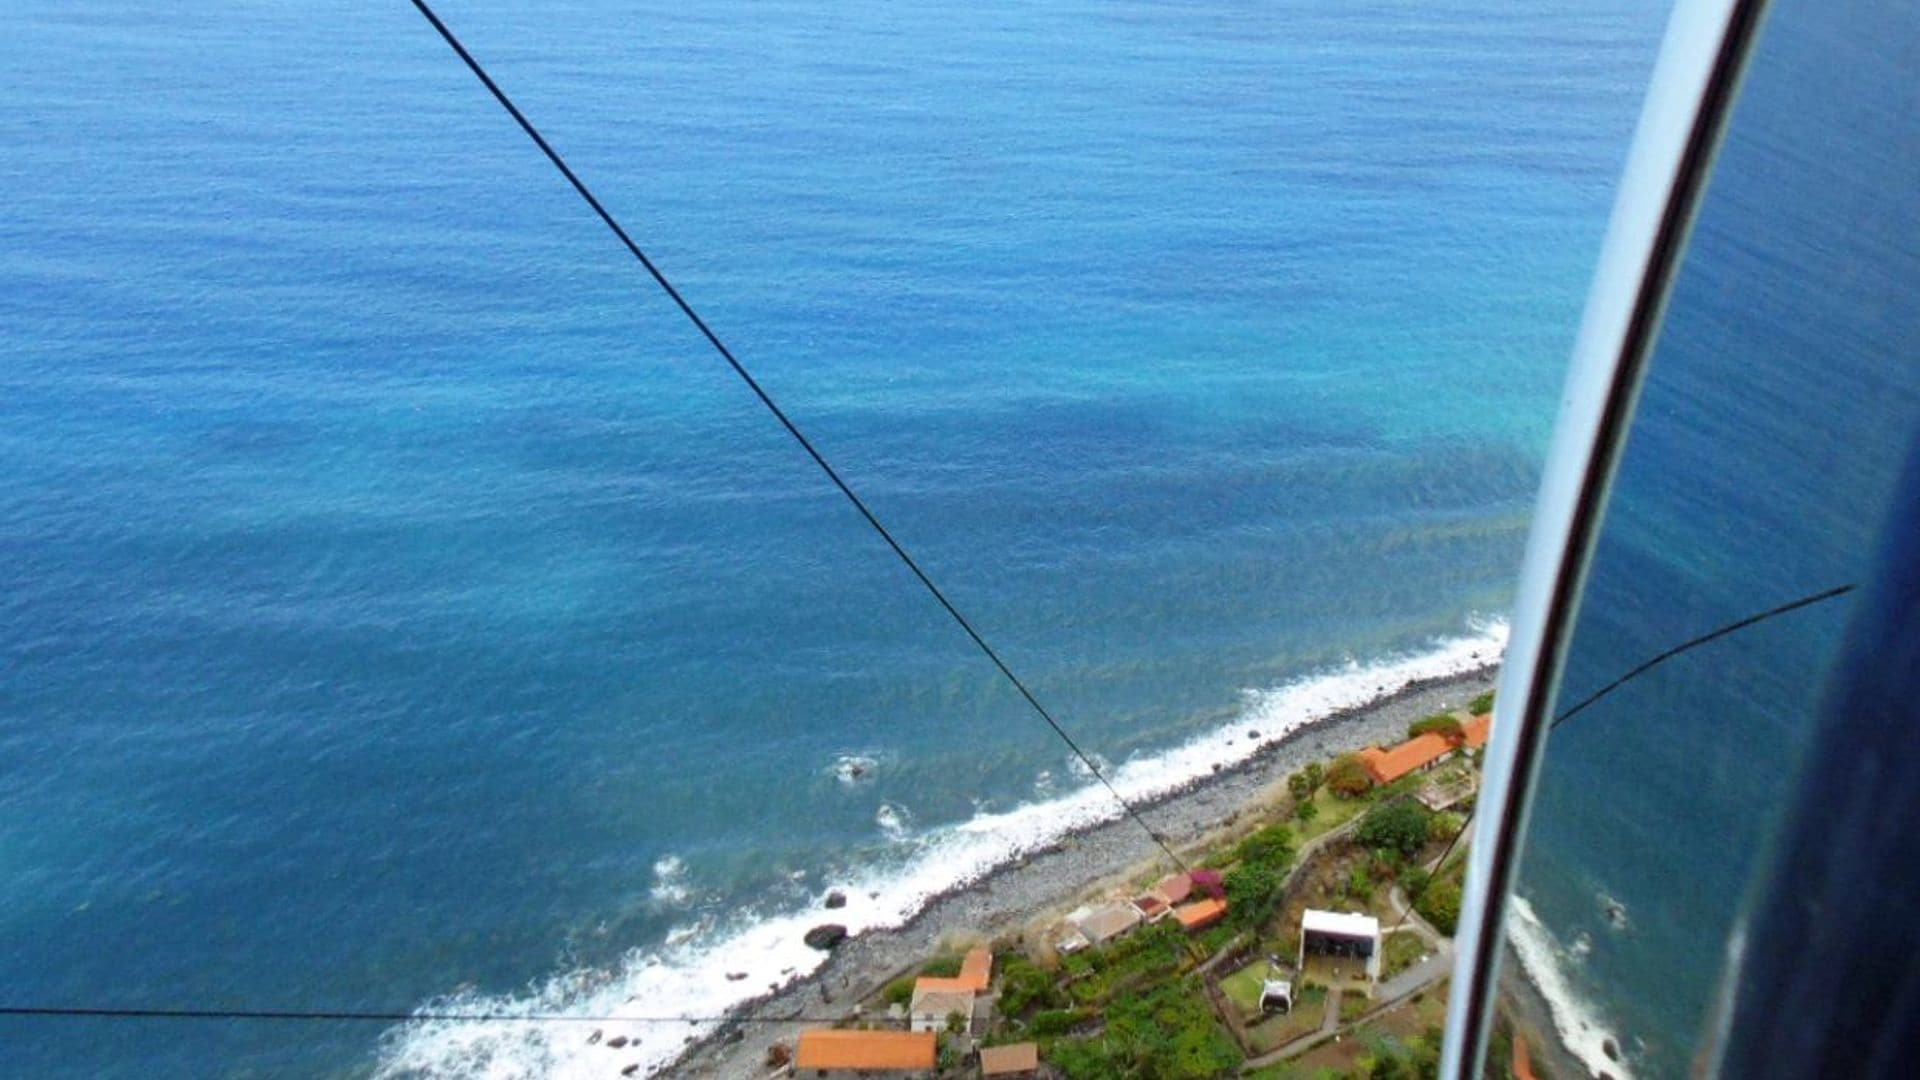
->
[1469,690,1495,715]
[1029,1008,1091,1037]
[920,953,964,978]
[997,955,1059,1015]
[881,976,916,1007]
[1235,822,1297,869]
[1357,799,1437,857]
[1294,797,1320,823]
[1327,754,1373,798]
[1416,878,1462,936]
[1407,714,1464,741]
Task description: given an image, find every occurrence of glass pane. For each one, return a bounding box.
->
[1495,1,1920,1076]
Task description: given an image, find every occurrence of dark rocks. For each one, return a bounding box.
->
[824,890,847,909]
[621,1066,640,1077]
[1603,1038,1620,1061]
[804,923,848,950]
[606,1035,629,1049]
[726,971,747,981]
[723,1028,745,1045]
[1247,730,1260,740]
[587,1029,602,1045]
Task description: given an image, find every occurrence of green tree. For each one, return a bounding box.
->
[1357,799,1436,857]
[1469,690,1495,715]
[1326,753,1373,798]
[1225,861,1284,928]
[1294,797,1320,824]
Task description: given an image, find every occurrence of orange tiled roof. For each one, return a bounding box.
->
[1357,732,1454,785]
[794,1029,937,1071]
[980,1041,1041,1075]
[1513,1034,1539,1080]
[1462,713,1492,749]
[1174,897,1228,931]
[957,947,993,990]
[913,976,978,995]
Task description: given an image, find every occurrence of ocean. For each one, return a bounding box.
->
[0,2,1664,1076]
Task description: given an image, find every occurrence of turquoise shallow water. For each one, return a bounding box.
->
[0,1,1662,1075]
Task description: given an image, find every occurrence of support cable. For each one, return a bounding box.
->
[403,0,1184,871]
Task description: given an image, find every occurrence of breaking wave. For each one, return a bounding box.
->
[1507,895,1634,1078]
[373,618,1505,1079]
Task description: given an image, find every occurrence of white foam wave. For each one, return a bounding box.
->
[374,618,1505,1079]
[648,856,691,908]
[1507,895,1633,1079]
[874,802,912,841]
[830,753,878,786]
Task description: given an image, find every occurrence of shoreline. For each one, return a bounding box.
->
[669,662,1499,1078]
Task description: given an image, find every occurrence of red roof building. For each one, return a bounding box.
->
[1357,732,1455,785]
[794,1029,937,1073]
[1462,713,1492,749]
[1174,897,1229,932]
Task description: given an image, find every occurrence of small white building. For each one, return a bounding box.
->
[1298,909,1382,982]
[908,985,976,1034]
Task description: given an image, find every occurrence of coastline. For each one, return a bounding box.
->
[668,663,1499,1078]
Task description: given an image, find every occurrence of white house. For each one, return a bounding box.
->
[1298,908,1382,982]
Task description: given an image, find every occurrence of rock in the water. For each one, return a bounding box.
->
[824,890,847,909]
[726,971,747,981]
[606,1035,629,1049]
[587,1029,603,1045]
[1603,1038,1620,1061]
[804,923,849,950]
[621,1066,640,1078]
[723,1028,745,1044]
[1247,730,1260,740]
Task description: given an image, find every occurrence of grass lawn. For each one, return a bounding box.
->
[1296,789,1373,844]
[1219,963,1270,1017]
[1243,985,1327,1053]
[1339,990,1372,1024]
[1381,929,1430,979]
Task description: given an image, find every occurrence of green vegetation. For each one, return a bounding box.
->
[1381,931,1428,979]
[1244,984,1329,1053]
[1295,797,1320,824]
[1356,799,1438,858]
[1064,922,1188,1005]
[1235,822,1298,867]
[1288,762,1326,802]
[1046,980,1241,1080]
[1415,879,1461,936]
[1469,690,1495,715]
[997,952,1060,1016]
[919,952,965,978]
[1340,991,1371,1024]
[881,975,916,1007]
[1406,713,1463,741]
[1028,1008,1092,1037]
[1326,753,1373,798]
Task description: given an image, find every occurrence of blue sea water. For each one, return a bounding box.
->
[0,2,1664,1076]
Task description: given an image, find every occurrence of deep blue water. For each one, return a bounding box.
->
[1,2,1662,1075]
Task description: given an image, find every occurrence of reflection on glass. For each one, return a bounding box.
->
[1492,1,1920,1076]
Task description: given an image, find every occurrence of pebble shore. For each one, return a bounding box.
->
[668,664,1499,1078]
